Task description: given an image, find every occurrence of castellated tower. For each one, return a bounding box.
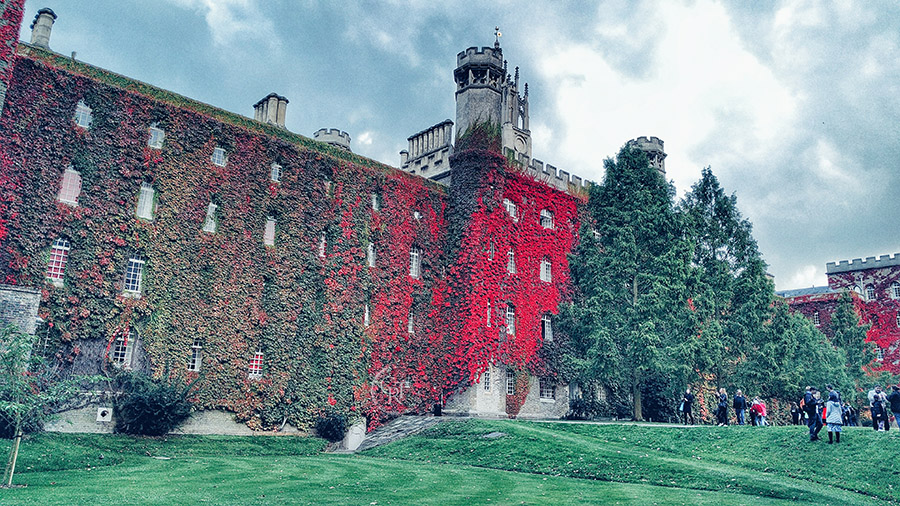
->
[454,39,531,159]
[627,136,667,176]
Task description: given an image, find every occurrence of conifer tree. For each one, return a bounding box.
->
[570,145,690,421]
[680,168,773,389]
[830,292,873,384]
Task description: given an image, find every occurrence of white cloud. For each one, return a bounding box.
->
[786,264,826,290]
[357,131,374,146]
[166,0,279,49]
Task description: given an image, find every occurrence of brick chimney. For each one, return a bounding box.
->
[30,7,57,49]
[253,93,289,128]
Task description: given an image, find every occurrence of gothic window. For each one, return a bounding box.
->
[540,258,552,282]
[46,238,70,284]
[367,242,376,267]
[539,378,556,400]
[147,125,165,149]
[123,254,145,295]
[201,203,218,233]
[507,249,516,274]
[211,147,227,167]
[541,314,553,342]
[57,167,82,205]
[74,100,92,128]
[813,311,820,326]
[506,369,515,395]
[188,338,202,372]
[111,330,135,368]
[483,369,491,392]
[506,304,516,336]
[866,286,876,301]
[540,209,554,229]
[892,282,900,299]
[410,247,422,278]
[502,198,518,221]
[248,351,264,378]
[264,217,276,246]
[270,163,282,182]
[135,182,156,220]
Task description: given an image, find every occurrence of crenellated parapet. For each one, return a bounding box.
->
[510,151,593,195]
[627,136,666,175]
[313,128,351,152]
[826,253,900,274]
[456,46,504,72]
[401,120,454,183]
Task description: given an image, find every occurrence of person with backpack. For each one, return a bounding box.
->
[733,390,748,425]
[870,385,889,431]
[804,386,822,441]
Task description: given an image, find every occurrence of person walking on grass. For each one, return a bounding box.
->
[791,402,801,425]
[733,390,747,425]
[888,385,900,430]
[682,387,695,425]
[825,390,843,444]
[804,386,822,441]
[751,397,767,426]
[716,388,729,426]
[870,385,888,431]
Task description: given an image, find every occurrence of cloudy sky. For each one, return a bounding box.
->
[17,0,900,290]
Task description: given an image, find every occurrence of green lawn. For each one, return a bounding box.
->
[1,421,898,505]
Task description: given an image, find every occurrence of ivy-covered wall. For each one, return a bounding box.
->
[0,43,584,428]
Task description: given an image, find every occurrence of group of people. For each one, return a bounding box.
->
[801,385,846,443]
[678,387,769,426]
[868,384,900,431]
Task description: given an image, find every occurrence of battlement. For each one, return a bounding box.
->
[456,46,504,67]
[401,120,454,181]
[313,128,351,151]
[627,136,666,175]
[511,152,593,195]
[826,253,900,274]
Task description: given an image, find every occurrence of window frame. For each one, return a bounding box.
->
[147,125,165,149]
[505,304,516,336]
[540,209,554,229]
[892,282,900,299]
[202,202,218,233]
[539,378,556,400]
[506,249,516,274]
[211,147,228,167]
[111,329,135,368]
[123,254,145,295]
[483,368,491,392]
[270,162,282,183]
[502,198,518,221]
[74,100,92,129]
[57,167,82,206]
[367,242,376,267]
[188,338,202,372]
[135,182,156,220]
[866,286,876,301]
[409,247,422,278]
[264,217,276,246]
[248,351,264,379]
[541,314,553,342]
[46,238,71,284]
[540,258,552,282]
[813,311,820,326]
[506,369,515,395]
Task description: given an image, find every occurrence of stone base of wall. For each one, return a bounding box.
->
[443,368,569,419]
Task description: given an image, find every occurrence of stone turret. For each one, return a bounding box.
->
[29,7,56,49]
[627,136,667,175]
[454,45,505,139]
[313,128,351,152]
[253,93,288,128]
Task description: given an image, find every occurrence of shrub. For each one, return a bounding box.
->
[114,371,197,436]
[315,412,348,442]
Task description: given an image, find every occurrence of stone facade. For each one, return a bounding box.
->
[0,283,41,335]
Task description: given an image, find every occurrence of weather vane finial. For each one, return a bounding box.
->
[494,26,502,48]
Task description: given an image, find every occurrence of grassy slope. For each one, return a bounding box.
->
[1,422,897,505]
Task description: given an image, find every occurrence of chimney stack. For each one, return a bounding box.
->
[30,8,57,49]
[253,93,289,128]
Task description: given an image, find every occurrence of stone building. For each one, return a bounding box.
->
[0,5,667,430]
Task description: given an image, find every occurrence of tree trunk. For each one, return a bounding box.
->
[3,429,22,487]
[633,373,643,421]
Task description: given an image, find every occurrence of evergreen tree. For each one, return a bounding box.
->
[830,292,873,385]
[568,145,690,421]
[680,168,773,389]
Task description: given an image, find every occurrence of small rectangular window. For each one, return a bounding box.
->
[367,242,376,267]
[506,304,515,336]
[892,282,900,299]
[111,330,135,368]
[136,182,155,220]
[876,348,884,361]
[540,258,552,282]
[541,314,553,342]
[507,250,516,274]
[502,198,518,221]
[264,217,276,246]
[74,100,92,128]
[866,286,876,301]
[896,312,899,327]
[248,351,264,378]
[410,247,422,278]
[539,378,556,400]
[123,255,145,295]
[202,203,218,233]
[506,369,515,395]
[364,304,370,327]
[318,233,326,258]
[270,163,282,182]
[407,312,415,334]
[57,167,82,205]
[486,301,491,328]
[148,125,165,149]
[46,238,71,284]
[188,338,202,372]
[211,147,227,167]
[813,311,820,326]
[540,209,554,229]
[371,192,380,211]
[483,369,491,391]
[488,241,495,261]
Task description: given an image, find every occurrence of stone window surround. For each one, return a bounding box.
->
[539,377,556,401]
[123,254,145,296]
